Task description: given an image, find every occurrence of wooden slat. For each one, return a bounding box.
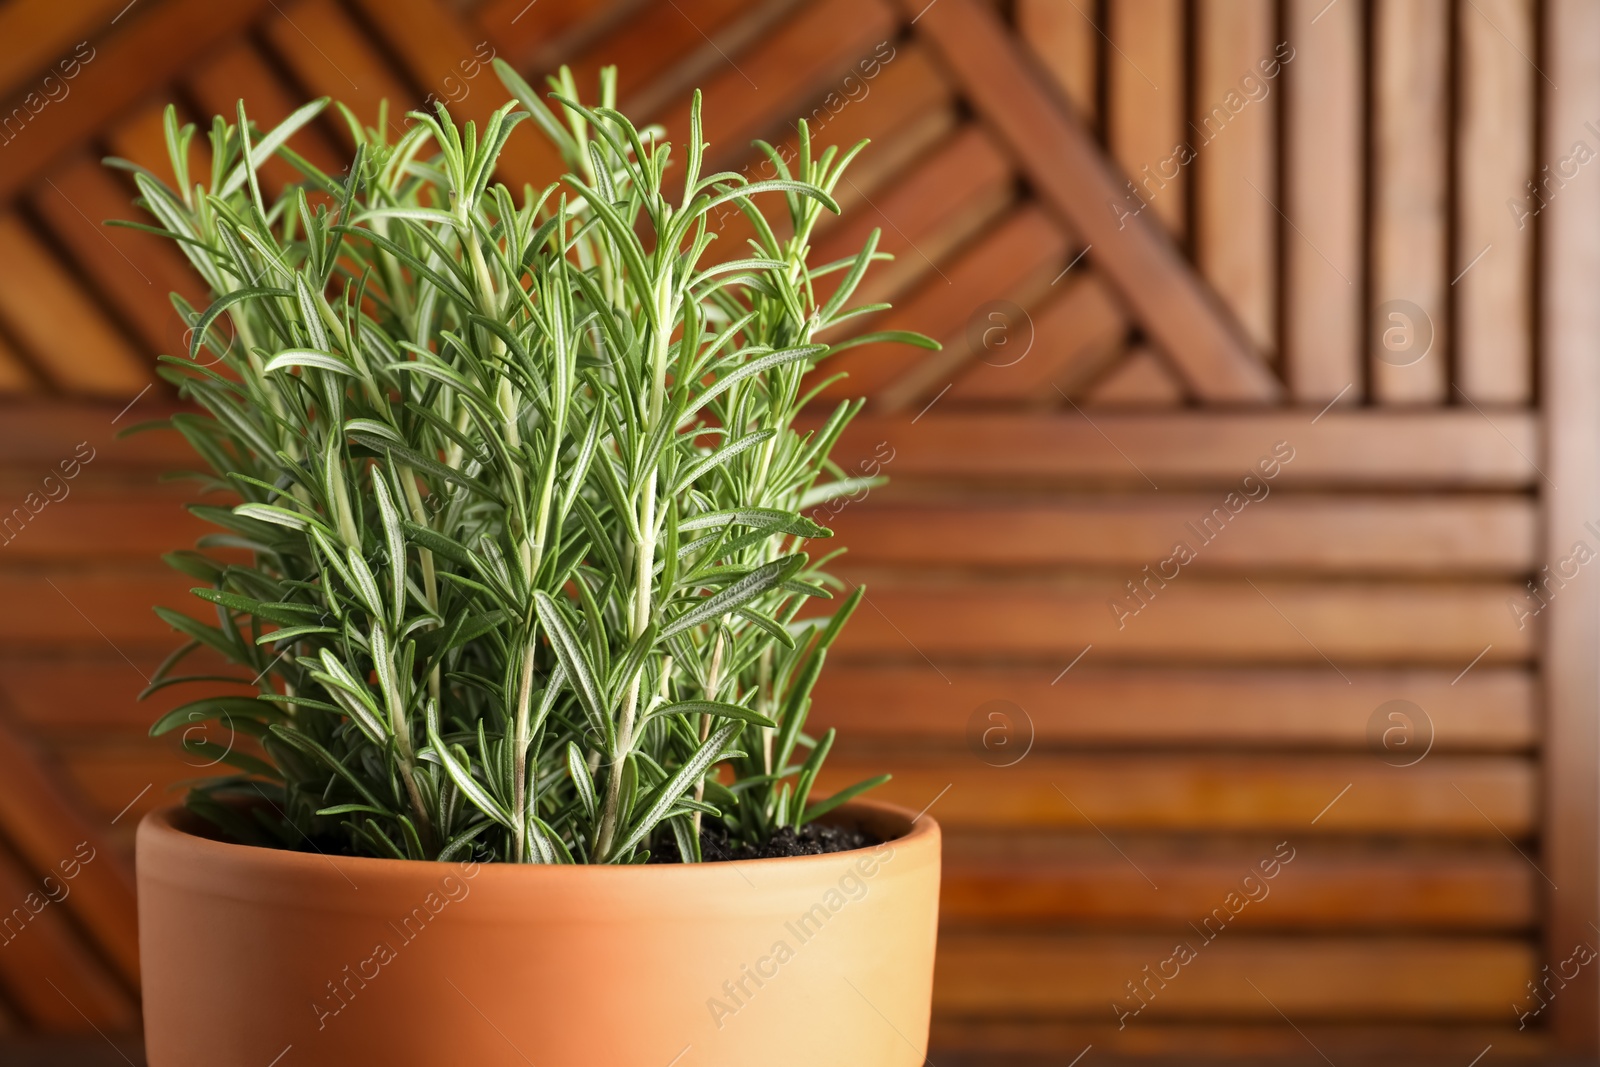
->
[1081,346,1186,406]
[934,935,1532,1019]
[0,0,273,202]
[1016,0,1097,124]
[814,754,1536,834]
[0,653,241,735]
[0,402,189,468]
[0,215,146,396]
[931,1020,1546,1061]
[704,43,964,271]
[809,124,1013,311]
[1283,0,1364,403]
[812,666,1535,749]
[1370,0,1449,403]
[346,0,563,186]
[1542,0,1600,1050]
[0,719,138,986]
[0,570,197,649]
[828,495,1539,573]
[1106,0,1186,236]
[832,577,1532,664]
[754,41,959,225]
[55,745,191,830]
[186,39,347,187]
[32,153,205,353]
[262,0,417,142]
[0,837,135,1030]
[0,332,39,395]
[103,98,204,179]
[824,410,1542,488]
[949,272,1128,403]
[1192,0,1276,354]
[861,206,1072,409]
[565,0,769,115]
[650,0,899,176]
[0,485,205,564]
[1456,0,1535,404]
[0,0,124,102]
[904,0,1281,402]
[476,0,633,70]
[940,835,1536,930]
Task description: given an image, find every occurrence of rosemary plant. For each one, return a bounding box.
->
[122,64,932,864]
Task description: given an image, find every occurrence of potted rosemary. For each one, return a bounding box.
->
[127,65,941,1067]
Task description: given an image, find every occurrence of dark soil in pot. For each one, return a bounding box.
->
[657,821,884,863]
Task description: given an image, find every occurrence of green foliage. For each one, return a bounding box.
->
[119,64,934,863]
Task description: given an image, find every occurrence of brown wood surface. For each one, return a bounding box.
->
[1539,0,1600,1051]
[0,0,273,202]
[1192,0,1276,355]
[816,753,1535,834]
[1456,0,1535,405]
[31,153,205,355]
[262,0,418,142]
[1107,0,1186,237]
[1370,0,1449,404]
[826,410,1542,487]
[1016,0,1097,125]
[1082,345,1186,407]
[832,576,1531,663]
[0,0,1578,1053]
[828,495,1538,573]
[812,666,1534,749]
[950,273,1129,404]
[0,214,147,396]
[902,0,1282,402]
[1282,0,1364,404]
[861,205,1071,409]
[935,935,1533,1019]
[0,718,138,986]
[940,835,1537,930]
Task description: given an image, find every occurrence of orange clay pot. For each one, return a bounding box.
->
[137,800,940,1067]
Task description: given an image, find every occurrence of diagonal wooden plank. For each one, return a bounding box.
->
[0,214,147,397]
[0,834,136,1030]
[477,0,639,72]
[0,0,274,202]
[0,330,40,396]
[0,717,138,987]
[262,0,415,143]
[898,0,1282,403]
[33,152,206,355]
[345,0,564,186]
[950,272,1128,403]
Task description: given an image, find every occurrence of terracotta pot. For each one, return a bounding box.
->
[137,800,940,1066]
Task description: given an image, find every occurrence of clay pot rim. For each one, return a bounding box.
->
[139,797,937,880]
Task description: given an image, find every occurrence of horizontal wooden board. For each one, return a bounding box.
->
[831,577,1533,665]
[825,410,1543,488]
[0,403,189,468]
[810,666,1535,750]
[814,753,1537,835]
[52,745,190,834]
[0,486,205,562]
[0,569,199,650]
[933,935,1533,1021]
[60,745,1538,838]
[0,836,135,1031]
[0,720,138,985]
[940,833,1536,930]
[0,649,247,734]
[929,1019,1546,1060]
[828,495,1538,574]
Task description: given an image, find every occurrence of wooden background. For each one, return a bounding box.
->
[0,0,1596,1061]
